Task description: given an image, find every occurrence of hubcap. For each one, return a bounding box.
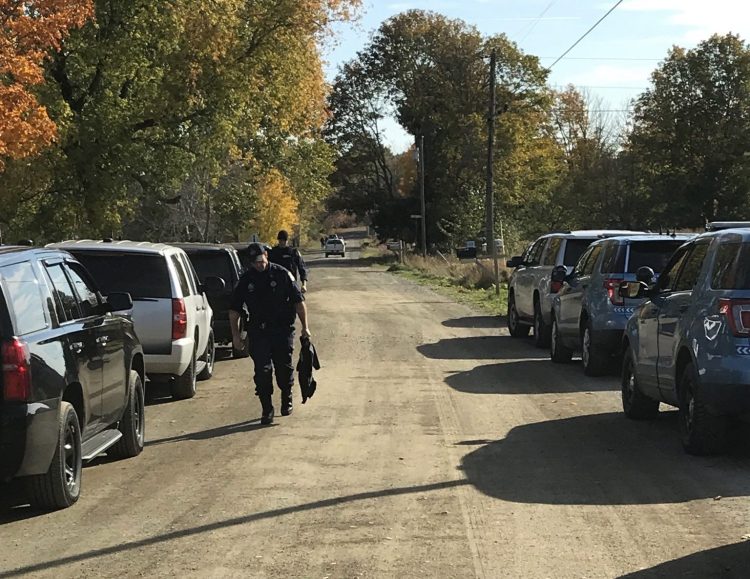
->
[135,384,145,445]
[683,386,695,434]
[207,339,215,372]
[624,361,635,404]
[64,423,79,492]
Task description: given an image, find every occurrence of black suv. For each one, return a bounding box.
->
[0,247,144,509]
[173,243,249,358]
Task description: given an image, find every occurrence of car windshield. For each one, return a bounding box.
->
[627,241,684,274]
[563,239,595,266]
[185,251,234,284]
[69,252,171,299]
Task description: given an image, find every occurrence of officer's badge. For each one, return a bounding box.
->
[270,280,277,288]
[247,282,255,292]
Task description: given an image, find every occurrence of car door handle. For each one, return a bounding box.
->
[70,342,83,353]
[96,335,109,345]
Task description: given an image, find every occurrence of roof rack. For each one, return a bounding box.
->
[706,221,750,232]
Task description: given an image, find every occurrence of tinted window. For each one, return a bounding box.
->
[581,245,603,276]
[563,239,595,266]
[1,262,47,335]
[626,241,684,274]
[187,252,234,284]
[574,246,594,277]
[170,255,191,297]
[600,243,625,274]
[711,242,750,289]
[179,254,199,295]
[541,237,562,265]
[45,264,80,322]
[673,242,710,292]
[65,263,100,318]
[70,252,171,299]
[528,240,546,265]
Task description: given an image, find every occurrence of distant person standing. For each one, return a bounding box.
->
[269,230,308,293]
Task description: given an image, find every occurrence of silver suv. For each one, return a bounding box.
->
[50,241,217,400]
[506,230,642,347]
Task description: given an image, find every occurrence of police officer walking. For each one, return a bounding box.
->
[229,242,311,425]
[268,229,308,293]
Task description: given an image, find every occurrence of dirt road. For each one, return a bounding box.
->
[2,235,750,578]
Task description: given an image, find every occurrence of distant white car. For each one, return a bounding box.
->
[325,238,346,257]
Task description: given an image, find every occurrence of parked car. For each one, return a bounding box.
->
[621,225,750,455]
[549,234,691,375]
[50,241,217,400]
[325,238,346,257]
[0,246,144,509]
[456,240,477,259]
[506,230,643,347]
[172,243,250,358]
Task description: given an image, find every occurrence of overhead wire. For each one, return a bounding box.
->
[517,0,560,43]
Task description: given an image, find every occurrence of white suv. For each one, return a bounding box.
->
[325,238,346,257]
[50,240,216,400]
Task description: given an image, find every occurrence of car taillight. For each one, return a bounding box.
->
[719,298,750,336]
[604,278,624,305]
[551,281,563,293]
[172,298,187,340]
[2,338,31,402]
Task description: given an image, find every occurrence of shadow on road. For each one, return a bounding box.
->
[442,316,504,329]
[418,335,548,361]
[444,360,618,394]
[460,411,750,506]
[145,420,271,447]
[0,479,468,577]
[618,541,750,578]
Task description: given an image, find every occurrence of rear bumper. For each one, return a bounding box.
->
[145,337,195,377]
[1,398,59,480]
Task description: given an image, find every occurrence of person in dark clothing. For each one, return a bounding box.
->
[229,242,311,425]
[268,229,308,293]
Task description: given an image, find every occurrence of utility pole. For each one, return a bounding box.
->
[486,49,500,296]
[419,134,427,258]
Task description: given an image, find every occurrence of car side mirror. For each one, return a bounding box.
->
[636,266,656,285]
[106,292,133,312]
[618,281,650,300]
[202,276,226,296]
[506,256,524,268]
[551,265,568,284]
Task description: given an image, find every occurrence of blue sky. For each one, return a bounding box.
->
[322,0,750,152]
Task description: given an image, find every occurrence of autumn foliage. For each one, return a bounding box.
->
[252,170,299,245]
[0,0,93,165]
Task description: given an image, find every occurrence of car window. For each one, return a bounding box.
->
[599,242,624,274]
[64,262,101,318]
[45,263,81,322]
[70,252,171,299]
[180,254,200,295]
[1,261,48,335]
[170,254,192,297]
[541,237,561,265]
[581,245,603,276]
[526,239,545,266]
[711,242,750,289]
[563,238,595,267]
[673,242,710,292]
[574,246,594,277]
[187,251,234,284]
[626,240,685,274]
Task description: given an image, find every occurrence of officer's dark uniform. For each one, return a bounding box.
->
[268,245,307,284]
[230,261,304,416]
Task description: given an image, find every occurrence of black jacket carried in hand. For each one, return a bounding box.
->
[296,336,320,403]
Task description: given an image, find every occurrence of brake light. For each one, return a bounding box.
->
[604,278,624,305]
[172,298,187,340]
[551,281,563,293]
[719,298,750,336]
[2,338,31,402]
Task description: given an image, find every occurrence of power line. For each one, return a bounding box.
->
[517,0,559,43]
[548,0,625,70]
[541,56,661,62]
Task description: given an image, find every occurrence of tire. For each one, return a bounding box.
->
[581,321,608,377]
[325,253,329,258]
[27,402,82,510]
[507,293,530,338]
[171,344,197,400]
[232,319,250,359]
[197,329,215,380]
[621,347,659,419]
[533,301,551,348]
[550,316,573,363]
[679,362,727,455]
[342,253,346,258]
[110,370,145,459]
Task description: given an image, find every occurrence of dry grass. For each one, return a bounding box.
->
[395,254,509,290]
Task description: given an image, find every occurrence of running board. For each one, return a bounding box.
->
[81,429,123,461]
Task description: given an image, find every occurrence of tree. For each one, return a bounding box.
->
[0,0,93,167]
[251,169,299,244]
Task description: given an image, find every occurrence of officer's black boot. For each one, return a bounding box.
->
[260,396,274,425]
[281,390,293,416]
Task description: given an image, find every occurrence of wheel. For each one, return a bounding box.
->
[341,252,346,258]
[582,321,608,376]
[110,370,145,459]
[533,301,551,348]
[679,362,727,455]
[325,253,329,258]
[507,293,530,338]
[171,344,197,400]
[621,347,659,419]
[197,329,215,380]
[27,402,82,510]
[550,316,573,363]
[232,319,250,359]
